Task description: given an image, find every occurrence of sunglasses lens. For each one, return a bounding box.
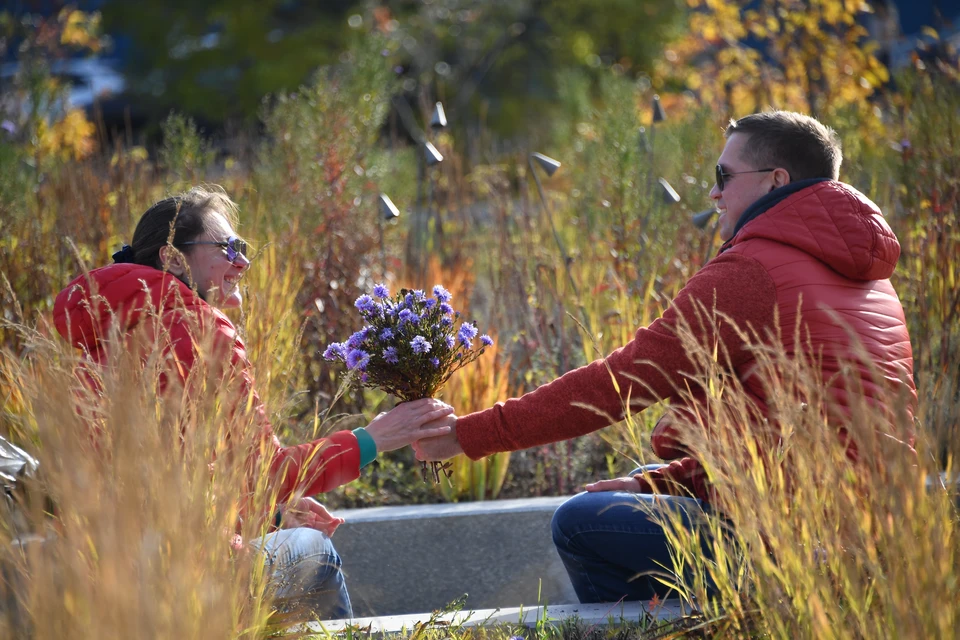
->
[716,165,724,192]
[226,237,247,262]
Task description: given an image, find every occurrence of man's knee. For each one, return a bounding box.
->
[552,493,592,550]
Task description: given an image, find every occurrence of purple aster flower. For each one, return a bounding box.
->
[440,317,453,327]
[373,283,390,298]
[1,120,15,135]
[322,342,347,361]
[398,309,420,325]
[355,295,376,314]
[480,334,494,346]
[346,327,371,349]
[458,322,478,341]
[403,292,415,307]
[413,289,427,302]
[410,336,431,354]
[445,335,456,349]
[382,346,399,364]
[424,298,437,309]
[433,285,452,303]
[361,373,369,382]
[430,357,440,368]
[457,322,478,348]
[439,302,454,315]
[380,327,394,340]
[346,349,371,370]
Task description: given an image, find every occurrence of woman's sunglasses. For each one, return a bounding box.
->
[180,236,249,263]
[715,164,775,192]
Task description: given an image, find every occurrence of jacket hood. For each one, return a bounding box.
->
[54,263,202,353]
[725,180,901,281]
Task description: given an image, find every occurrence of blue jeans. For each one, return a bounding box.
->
[251,527,353,620]
[551,465,715,603]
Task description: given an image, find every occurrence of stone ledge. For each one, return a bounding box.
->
[330,496,577,617]
[332,496,571,522]
[307,600,688,634]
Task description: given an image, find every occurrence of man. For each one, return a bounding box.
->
[414,111,917,603]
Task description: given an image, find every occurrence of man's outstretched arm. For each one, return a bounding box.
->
[423,252,777,461]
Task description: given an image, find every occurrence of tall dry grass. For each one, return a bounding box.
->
[0,317,290,637]
[613,308,959,638]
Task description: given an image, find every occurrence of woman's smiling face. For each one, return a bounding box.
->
[182,211,250,309]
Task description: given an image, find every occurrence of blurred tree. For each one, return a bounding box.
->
[0,6,103,163]
[371,0,684,136]
[102,0,683,131]
[654,0,890,127]
[101,0,365,124]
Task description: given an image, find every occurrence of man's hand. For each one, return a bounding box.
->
[364,398,455,453]
[584,476,651,493]
[280,497,344,536]
[412,415,463,461]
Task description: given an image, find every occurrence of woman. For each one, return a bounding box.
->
[53,185,452,620]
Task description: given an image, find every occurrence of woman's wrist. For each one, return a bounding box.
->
[352,426,378,468]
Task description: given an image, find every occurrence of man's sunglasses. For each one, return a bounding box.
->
[715,164,775,192]
[180,236,249,263]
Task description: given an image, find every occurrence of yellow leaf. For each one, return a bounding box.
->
[130,146,148,163]
[921,26,939,40]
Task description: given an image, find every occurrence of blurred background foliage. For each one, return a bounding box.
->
[98,0,684,133]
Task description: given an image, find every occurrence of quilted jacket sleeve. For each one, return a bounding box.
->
[165,307,362,503]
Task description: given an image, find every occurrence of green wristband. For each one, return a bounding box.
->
[352,427,378,468]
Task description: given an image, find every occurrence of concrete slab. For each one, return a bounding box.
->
[330,496,578,617]
[306,600,689,635]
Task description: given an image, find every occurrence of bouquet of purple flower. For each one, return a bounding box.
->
[323,284,493,480]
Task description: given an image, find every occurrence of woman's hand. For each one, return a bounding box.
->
[364,398,455,453]
[281,497,344,536]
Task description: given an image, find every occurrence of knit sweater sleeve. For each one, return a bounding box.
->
[456,252,777,460]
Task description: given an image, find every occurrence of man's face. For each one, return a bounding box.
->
[710,132,779,241]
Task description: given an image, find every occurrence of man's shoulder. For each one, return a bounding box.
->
[721,234,811,264]
[681,251,778,307]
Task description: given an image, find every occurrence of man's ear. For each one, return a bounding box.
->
[159,245,186,278]
[771,167,791,190]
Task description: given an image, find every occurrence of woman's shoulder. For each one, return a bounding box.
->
[60,263,183,300]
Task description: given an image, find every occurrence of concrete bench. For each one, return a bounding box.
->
[331,496,578,617]
[330,472,958,618]
[307,600,688,635]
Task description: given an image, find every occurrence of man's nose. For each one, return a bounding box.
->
[709,183,721,200]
